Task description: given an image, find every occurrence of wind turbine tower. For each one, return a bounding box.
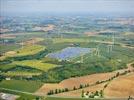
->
[21,41,24,49]
[112,32,115,45]
[96,45,100,57]
[81,53,84,63]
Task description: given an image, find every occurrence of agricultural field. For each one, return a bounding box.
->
[0,44,20,54]
[52,38,89,44]
[14,45,45,57]
[12,60,59,71]
[0,45,46,61]
[0,64,16,71]
[53,83,106,97]
[35,72,116,95]
[19,37,44,45]
[51,72,134,98]
[104,73,134,98]
[1,71,42,77]
[0,80,43,92]
[0,13,134,100]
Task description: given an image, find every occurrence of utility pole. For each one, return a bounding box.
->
[21,41,24,49]
[96,45,100,57]
[3,39,5,56]
[32,39,35,45]
[112,32,115,45]
[112,32,115,50]
[91,48,95,56]
[111,32,115,51]
[107,45,113,53]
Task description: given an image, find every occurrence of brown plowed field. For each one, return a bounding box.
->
[104,73,134,98]
[35,72,115,95]
[35,63,134,97]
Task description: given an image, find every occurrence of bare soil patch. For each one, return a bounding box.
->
[104,73,134,98]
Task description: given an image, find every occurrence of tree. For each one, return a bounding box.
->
[47,90,54,95]
[96,81,100,84]
[100,90,103,97]
[79,84,83,89]
[104,84,108,89]
[62,89,65,92]
[81,90,84,97]
[86,83,89,87]
[86,91,89,95]
[51,90,54,94]
[35,97,40,100]
[58,89,61,93]
[0,75,5,82]
[89,92,94,98]
[73,86,77,90]
[55,89,58,94]
[65,88,69,92]
[116,72,120,77]
[94,90,99,96]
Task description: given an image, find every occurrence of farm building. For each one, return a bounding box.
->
[0,92,19,100]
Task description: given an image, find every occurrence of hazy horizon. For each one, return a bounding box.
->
[1,0,134,17]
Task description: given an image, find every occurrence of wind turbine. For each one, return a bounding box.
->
[81,53,84,63]
[96,44,100,57]
[107,45,112,53]
[91,45,100,57]
[111,32,115,50]
[21,40,24,49]
[107,32,115,53]
[32,39,35,45]
[112,32,115,45]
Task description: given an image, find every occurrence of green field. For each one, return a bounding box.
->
[1,71,41,77]
[0,44,20,54]
[14,45,45,56]
[13,60,59,71]
[0,45,46,61]
[52,36,113,44]
[0,80,43,92]
[0,64,16,71]
[53,38,89,44]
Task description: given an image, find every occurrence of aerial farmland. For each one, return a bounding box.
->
[0,0,134,100]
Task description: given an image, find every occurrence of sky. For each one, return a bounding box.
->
[1,0,134,16]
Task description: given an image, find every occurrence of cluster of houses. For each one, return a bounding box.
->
[82,90,103,99]
[0,92,19,100]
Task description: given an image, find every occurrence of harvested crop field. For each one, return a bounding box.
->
[19,38,44,45]
[35,72,116,95]
[84,32,98,36]
[53,83,106,97]
[50,73,134,98]
[104,73,134,98]
[0,34,16,39]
